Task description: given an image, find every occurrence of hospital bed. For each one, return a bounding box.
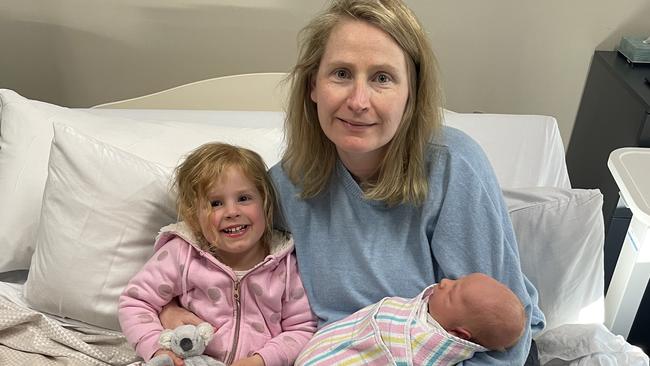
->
[0,73,647,365]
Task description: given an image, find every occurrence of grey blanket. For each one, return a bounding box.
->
[0,298,140,365]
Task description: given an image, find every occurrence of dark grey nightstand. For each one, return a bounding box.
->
[567,50,650,231]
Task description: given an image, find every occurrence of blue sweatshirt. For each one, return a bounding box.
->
[269,126,545,365]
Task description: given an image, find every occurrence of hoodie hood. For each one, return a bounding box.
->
[155,222,297,302]
[155,221,294,260]
[154,221,293,259]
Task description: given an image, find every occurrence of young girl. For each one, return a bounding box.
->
[118,143,317,366]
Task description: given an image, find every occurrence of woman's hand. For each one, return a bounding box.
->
[159,299,203,329]
[152,349,185,366]
[230,354,265,366]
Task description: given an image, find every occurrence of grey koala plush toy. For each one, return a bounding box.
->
[145,322,226,366]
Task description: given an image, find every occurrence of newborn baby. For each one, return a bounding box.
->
[296,273,526,365]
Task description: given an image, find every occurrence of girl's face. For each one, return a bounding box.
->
[198,166,266,270]
[310,18,410,173]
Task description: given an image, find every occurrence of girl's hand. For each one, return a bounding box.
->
[152,349,185,366]
[159,299,203,329]
[230,354,265,366]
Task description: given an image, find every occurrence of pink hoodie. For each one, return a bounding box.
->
[118,222,317,366]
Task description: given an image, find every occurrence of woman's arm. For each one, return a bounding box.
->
[428,130,545,365]
[231,354,265,366]
[159,298,205,329]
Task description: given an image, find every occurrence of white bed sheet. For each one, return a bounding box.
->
[0,280,26,309]
[0,273,106,331]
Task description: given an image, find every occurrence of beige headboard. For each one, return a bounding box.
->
[92,73,289,111]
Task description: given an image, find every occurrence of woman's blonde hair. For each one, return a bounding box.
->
[283,0,443,206]
[173,143,276,252]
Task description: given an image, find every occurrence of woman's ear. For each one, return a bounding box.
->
[448,327,472,341]
[310,72,318,103]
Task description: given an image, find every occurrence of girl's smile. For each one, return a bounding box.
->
[199,166,267,270]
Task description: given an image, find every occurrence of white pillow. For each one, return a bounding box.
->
[504,187,605,334]
[24,124,176,330]
[0,89,283,273]
[444,111,570,190]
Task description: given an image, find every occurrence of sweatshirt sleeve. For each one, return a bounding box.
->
[428,132,545,365]
[255,254,318,366]
[117,238,188,361]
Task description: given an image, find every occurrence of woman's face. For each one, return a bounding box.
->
[310,19,410,171]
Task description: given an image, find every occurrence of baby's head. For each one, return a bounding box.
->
[173,143,277,259]
[427,273,525,351]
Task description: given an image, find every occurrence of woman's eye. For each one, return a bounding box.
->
[375,73,391,83]
[210,200,222,207]
[334,69,349,79]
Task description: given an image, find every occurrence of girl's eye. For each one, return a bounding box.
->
[238,195,251,202]
[210,200,222,208]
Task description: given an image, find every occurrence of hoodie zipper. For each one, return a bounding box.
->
[225,279,241,365]
[224,260,269,365]
[199,247,280,364]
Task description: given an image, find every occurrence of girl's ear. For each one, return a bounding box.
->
[448,327,472,341]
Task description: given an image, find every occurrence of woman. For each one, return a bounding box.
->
[162,0,545,365]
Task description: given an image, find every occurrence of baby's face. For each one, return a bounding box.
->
[427,273,493,331]
[429,273,525,350]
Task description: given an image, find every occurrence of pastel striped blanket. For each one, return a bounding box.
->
[295,285,486,366]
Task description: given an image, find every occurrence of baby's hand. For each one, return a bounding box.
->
[230,354,265,366]
[149,349,184,366]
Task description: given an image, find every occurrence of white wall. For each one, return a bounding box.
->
[413,0,650,147]
[1,0,648,146]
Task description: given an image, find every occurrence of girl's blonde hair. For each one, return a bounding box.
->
[283,0,443,206]
[173,143,276,252]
